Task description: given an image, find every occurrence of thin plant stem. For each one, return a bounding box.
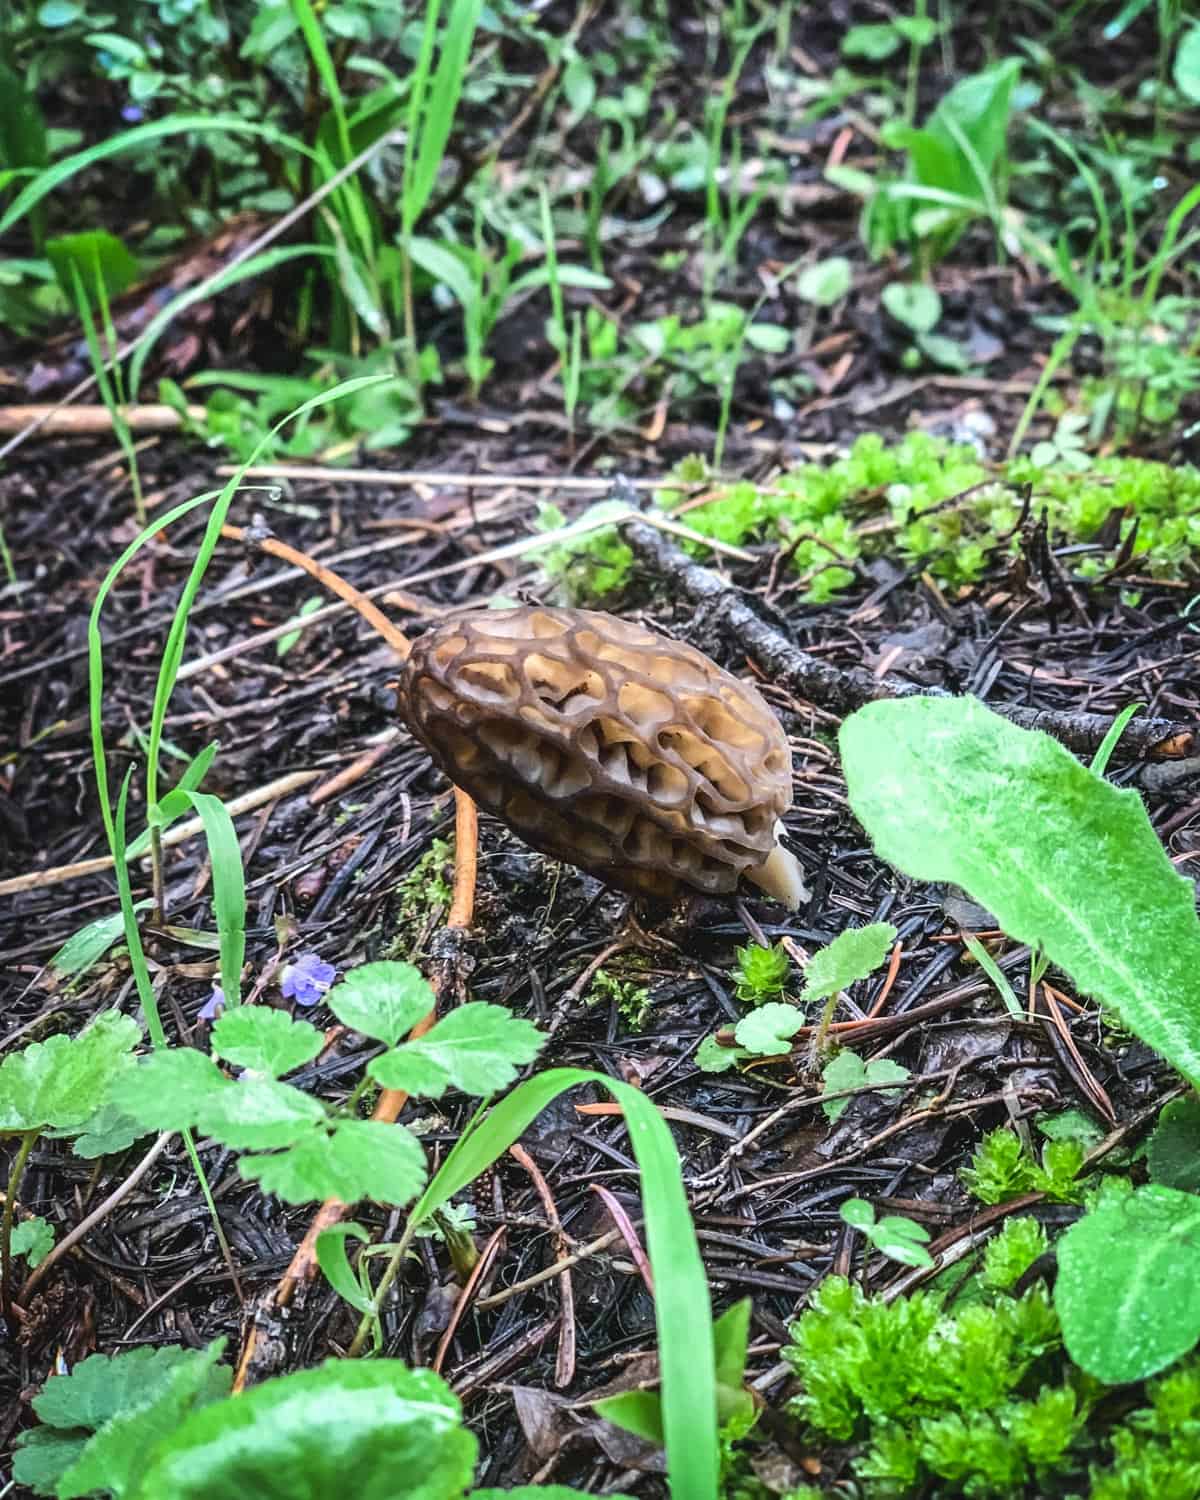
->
[1,1129,40,1318]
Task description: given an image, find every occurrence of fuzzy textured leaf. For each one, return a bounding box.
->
[1147,1095,1200,1193]
[0,1011,140,1131]
[327,960,434,1046]
[241,1119,427,1206]
[51,1343,229,1499]
[131,1361,475,1500]
[108,1048,230,1132]
[211,1008,323,1079]
[1056,1184,1200,1381]
[370,1003,542,1097]
[802,923,898,1003]
[196,1076,326,1150]
[67,1102,150,1159]
[840,697,1200,1085]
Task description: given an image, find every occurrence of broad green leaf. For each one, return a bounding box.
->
[133,1361,476,1500]
[840,1197,876,1230]
[881,282,941,334]
[33,1346,213,1432]
[366,1047,451,1098]
[11,1215,54,1267]
[732,1003,804,1056]
[109,1048,230,1132]
[796,256,852,307]
[0,1011,140,1131]
[695,1034,744,1073]
[802,923,898,1003]
[1147,1095,1200,1193]
[196,1076,326,1150]
[821,1051,867,1121]
[712,1297,756,1428]
[69,1102,149,1159]
[841,22,902,59]
[46,230,140,302]
[594,1389,664,1443]
[327,960,434,1046]
[822,1052,909,1122]
[241,1119,427,1206]
[1056,1185,1200,1382]
[369,1003,543,1097]
[1036,1108,1105,1150]
[840,697,1200,1086]
[1175,25,1200,102]
[57,1343,230,1499]
[925,58,1021,192]
[315,1222,375,1313]
[211,1009,323,1079]
[11,1424,87,1496]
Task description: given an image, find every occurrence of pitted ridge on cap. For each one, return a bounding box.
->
[399,605,808,906]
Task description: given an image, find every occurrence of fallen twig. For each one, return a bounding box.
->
[621,519,1197,761]
[0,404,205,435]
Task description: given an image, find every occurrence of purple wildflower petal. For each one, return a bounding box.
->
[121,104,145,123]
[280,951,336,1007]
[199,985,226,1022]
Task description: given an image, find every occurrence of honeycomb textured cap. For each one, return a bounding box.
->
[399,605,802,904]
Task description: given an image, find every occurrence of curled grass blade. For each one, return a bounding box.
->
[0,116,315,237]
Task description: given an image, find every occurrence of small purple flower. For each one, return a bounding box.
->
[121,104,145,123]
[280,952,336,1007]
[199,985,226,1022]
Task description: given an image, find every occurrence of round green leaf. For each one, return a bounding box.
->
[840,1197,876,1230]
[881,282,942,334]
[135,1361,476,1500]
[1175,25,1200,103]
[1147,1095,1200,1193]
[796,256,853,308]
[1056,1185,1200,1382]
[841,23,902,60]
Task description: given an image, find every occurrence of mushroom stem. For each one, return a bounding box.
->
[744,824,809,910]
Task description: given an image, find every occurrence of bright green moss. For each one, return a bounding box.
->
[782,1250,1200,1498]
[666,435,1200,606]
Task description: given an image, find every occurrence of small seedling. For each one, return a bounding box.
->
[733,941,791,1005]
[840,1197,934,1269]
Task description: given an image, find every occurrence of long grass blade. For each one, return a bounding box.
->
[409,1067,718,1500]
[183,791,247,1006]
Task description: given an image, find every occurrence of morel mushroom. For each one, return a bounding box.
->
[399,605,808,908]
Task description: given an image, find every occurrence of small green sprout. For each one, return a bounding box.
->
[733,941,791,1005]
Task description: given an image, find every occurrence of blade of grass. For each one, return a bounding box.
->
[962,931,1023,1019]
[1092,703,1143,780]
[402,1067,718,1500]
[183,791,246,1007]
[0,116,316,236]
[129,246,333,399]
